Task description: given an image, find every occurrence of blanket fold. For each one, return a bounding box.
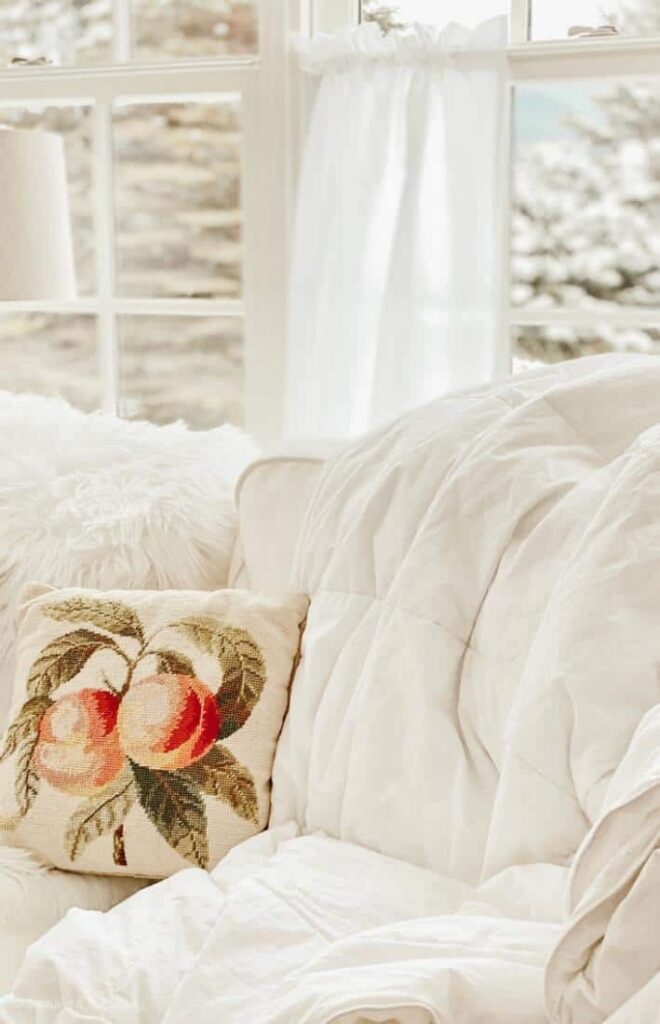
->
[546,707,660,1024]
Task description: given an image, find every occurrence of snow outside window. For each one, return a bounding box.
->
[0,2,259,431]
[363,0,660,370]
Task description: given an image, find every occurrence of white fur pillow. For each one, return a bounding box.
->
[0,393,257,729]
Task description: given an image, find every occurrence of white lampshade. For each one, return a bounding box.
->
[0,129,76,300]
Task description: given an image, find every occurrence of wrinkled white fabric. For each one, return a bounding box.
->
[2,354,659,1022]
[0,829,562,1024]
[285,19,509,437]
[546,705,660,1023]
[0,847,143,993]
[275,353,660,885]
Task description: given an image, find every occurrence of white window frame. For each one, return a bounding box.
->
[4,1,660,440]
[316,0,660,373]
[0,0,316,442]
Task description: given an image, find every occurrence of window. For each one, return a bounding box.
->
[0,1,294,439]
[359,0,660,370]
[0,1,259,66]
[514,78,660,362]
[6,2,660,434]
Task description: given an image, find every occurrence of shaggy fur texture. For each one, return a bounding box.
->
[0,392,257,728]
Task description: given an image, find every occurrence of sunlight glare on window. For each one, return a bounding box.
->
[531,0,660,40]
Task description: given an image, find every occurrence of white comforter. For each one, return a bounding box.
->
[2,355,659,1022]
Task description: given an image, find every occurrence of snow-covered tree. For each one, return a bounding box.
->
[361,1,405,33]
[364,0,660,364]
[515,0,660,361]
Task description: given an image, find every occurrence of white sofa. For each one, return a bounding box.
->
[1,355,659,1022]
[0,446,328,994]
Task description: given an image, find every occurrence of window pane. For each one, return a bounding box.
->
[362,0,507,30]
[119,317,243,427]
[531,1,659,40]
[513,81,660,311]
[0,314,99,409]
[0,105,95,295]
[113,99,242,300]
[0,0,111,66]
[132,0,258,62]
[514,324,660,364]
[0,1,257,66]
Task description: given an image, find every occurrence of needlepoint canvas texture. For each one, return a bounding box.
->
[0,585,308,879]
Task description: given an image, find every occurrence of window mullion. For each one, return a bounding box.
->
[495,80,515,377]
[114,298,245,317]
[112,0,133,64]
[313,0,360,33]
[242,1,304,441]
[0,63,257,105]
[92,100,120,416]
[510,0,530,44]
[512,307,660,328]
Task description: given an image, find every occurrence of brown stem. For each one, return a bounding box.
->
[113,824,127,867]
[119,663,136,697]
[119,640,148,696]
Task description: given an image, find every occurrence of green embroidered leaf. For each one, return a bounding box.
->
[43,597,145,644]
[0,706,45,830]
[182,744,259,826]
[131,762,208,868]
[154,649,195,677]
[214,628,267,738]
[26,629,123,698]
[64,769,135,863]
[14,732,40,818]
[175,618,266,738]
[0,695,52,762]
[174,617,223,657]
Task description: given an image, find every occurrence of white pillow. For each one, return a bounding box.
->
[0,392,257,729]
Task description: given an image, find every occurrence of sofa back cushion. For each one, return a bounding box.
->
[230,452,330,590]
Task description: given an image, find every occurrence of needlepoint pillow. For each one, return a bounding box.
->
[0,585,308,879]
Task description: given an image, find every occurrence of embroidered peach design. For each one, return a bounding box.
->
[0,597,267,869]
[33,689,124,797]
[118,674,220,771]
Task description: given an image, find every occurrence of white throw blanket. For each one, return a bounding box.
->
[1,356,659,1022]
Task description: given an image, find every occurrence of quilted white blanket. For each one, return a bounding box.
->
[1,355,659,1022]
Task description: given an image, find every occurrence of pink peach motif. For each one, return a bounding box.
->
[117,674,220,771]
[1,599,266,871]
[34,689,124,797]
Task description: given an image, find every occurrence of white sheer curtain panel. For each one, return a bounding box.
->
[285,18,509,439]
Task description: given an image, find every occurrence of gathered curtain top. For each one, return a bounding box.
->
[294,17,508,75]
